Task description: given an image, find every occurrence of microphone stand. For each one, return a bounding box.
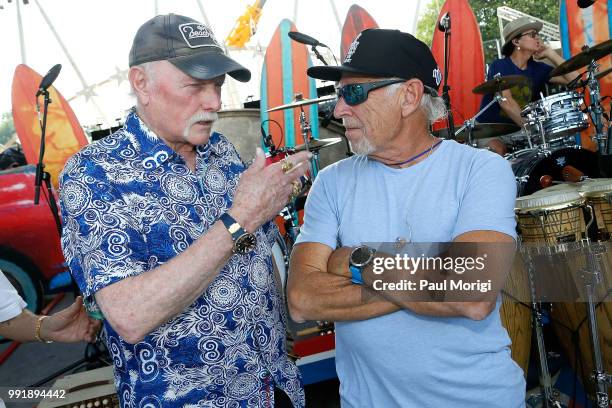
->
[34,89,62,237]
[310,45,328,66]
[441,20,455,139]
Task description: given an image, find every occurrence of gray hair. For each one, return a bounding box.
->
[129,61,159,97]
[385,78,448,125]
[420,93,448,125]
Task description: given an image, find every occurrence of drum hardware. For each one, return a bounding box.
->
[516,185,611,405]
[508,146,599,196]
[517,201,597,408]
[569,237,611,408]
[521,247,563,408]
[293,137,343,153]
[433,122,520,143]
[549,39,611,155]
[436,94,520,146]
[549,39,612,78]
[266,94,336,112]
[472,74,529,95]
[521,91,589,149]
[438,12,456,138]
[267,93,339,180]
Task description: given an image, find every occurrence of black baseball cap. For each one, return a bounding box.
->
[129,14,251,82]
[308,29,441,95]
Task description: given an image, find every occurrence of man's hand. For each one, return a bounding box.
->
[327,247,352,277]
[230,148,311,232]
[41,296,101,343]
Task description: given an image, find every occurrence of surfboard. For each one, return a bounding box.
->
[340,4,379,59]
[259,19,320,151]
[11,64,88,189]
[431,0,485,130]
[559,0,611,151]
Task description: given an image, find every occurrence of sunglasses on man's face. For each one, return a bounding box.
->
[335,79,406,106]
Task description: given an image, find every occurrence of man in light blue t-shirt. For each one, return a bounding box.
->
[287,29,525,408]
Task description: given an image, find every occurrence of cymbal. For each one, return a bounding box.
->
[433,123,520,140]
[472,75,528,95]
[294,137,342,152]
[550,39,612,77]
[267,95,336,112]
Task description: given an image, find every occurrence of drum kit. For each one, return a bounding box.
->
[472,40,612,408]
[264,92,346,247]
[434,39,612,406]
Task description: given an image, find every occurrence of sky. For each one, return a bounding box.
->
[0,0,431,128]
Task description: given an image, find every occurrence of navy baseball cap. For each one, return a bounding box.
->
[129,14,251,82]
[308,29,441,95]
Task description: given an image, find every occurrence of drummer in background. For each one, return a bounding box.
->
[477,17,578,154]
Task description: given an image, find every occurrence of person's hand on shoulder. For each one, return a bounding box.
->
[40,296,101,343]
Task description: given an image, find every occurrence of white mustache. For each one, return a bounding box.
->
[186,111,218,128]
[343,119,358,128]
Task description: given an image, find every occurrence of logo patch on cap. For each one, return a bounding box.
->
[432,68,442,87]
[344,33,362,64]
[179,23,222,50]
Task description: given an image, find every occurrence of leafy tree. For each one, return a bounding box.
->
[0,112,16,147]
[416,0,443,47]
[416,0,560,63]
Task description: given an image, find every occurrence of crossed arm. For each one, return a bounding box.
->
[287,230,514,323]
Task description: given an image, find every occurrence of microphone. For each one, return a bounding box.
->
[438,12,451,32]
[260,124,276,151]
[36,64,62,96]
[577,0,595,8]
[288,31,325,48]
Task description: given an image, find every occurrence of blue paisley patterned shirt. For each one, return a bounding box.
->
[59,110,304,408]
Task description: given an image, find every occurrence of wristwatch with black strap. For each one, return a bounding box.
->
[220,212,257,254]
[348,245,376,285]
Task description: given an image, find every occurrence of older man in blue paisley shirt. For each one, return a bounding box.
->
[59,14,309,408]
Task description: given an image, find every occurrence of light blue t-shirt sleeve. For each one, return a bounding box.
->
[295,167,340,250]
[452,151,517,239]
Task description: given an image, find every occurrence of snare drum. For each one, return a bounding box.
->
[507,147,599,196]
[578,178,612,240]
[521,91,589,141]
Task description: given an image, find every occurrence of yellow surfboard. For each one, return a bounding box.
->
[11,64,88,188]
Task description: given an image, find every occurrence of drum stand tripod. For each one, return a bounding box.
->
[522,236,611,408]
[522,245,563,408]
[457,92,505,146]
[579,239,611,408]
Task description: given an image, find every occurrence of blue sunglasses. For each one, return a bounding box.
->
[335,79,406,106]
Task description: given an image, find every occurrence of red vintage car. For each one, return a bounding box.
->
[0,164,68,312]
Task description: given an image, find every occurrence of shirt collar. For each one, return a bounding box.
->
[123,108,222,169]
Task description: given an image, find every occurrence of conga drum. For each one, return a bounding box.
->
[509,189,587,376]
[578,178,612,240]
[547,179,612,397]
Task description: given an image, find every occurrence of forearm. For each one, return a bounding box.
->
[288,244,399,322]
[0,309,37,342]
[288,271,399,322]
[96,220,234,343]
[499,99,524,127]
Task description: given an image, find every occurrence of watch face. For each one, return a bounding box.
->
[351,246,375,267]
[235,233,257,254]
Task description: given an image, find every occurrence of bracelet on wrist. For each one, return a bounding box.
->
[35,315,53,343]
